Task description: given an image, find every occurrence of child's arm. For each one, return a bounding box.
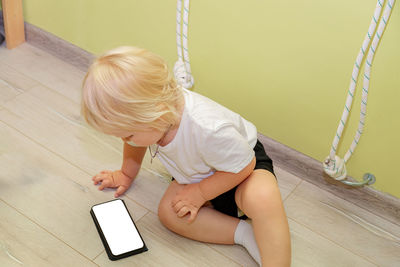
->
[121,142,147,179]
[198,156,256,200]
[171,157,256,221]
[92,142,147,197]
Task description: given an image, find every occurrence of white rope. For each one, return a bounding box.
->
[174,0,194,89]
[324,0,395,180]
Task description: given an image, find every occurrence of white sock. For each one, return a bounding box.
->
[234,220,261,265]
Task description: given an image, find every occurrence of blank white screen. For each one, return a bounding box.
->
[92,199,144,256]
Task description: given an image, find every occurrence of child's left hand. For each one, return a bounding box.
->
[171,183,207,222]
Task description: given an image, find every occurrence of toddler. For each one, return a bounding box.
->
[81,46,291,266]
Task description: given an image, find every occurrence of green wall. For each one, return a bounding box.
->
[21,0,400,198]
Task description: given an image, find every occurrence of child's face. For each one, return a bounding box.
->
[115,128,165,147]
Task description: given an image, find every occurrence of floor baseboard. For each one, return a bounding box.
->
[25,23,94,72]
[2,18,399,226]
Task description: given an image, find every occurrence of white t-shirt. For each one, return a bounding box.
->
[157,89,258,184]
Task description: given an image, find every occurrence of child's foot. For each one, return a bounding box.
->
[234,220,261,265]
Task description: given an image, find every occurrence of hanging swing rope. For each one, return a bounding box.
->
[323,0,395,185]
[174,0,194,89]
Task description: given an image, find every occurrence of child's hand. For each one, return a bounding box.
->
[171,183,207,223]
[92,170,134,198]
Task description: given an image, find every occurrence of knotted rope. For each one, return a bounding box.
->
[324,0,395,180]
[174,0,194,88]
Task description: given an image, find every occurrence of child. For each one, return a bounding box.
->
[81,46,291,266]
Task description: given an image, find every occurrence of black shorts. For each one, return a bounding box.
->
[172,140,274,219]
[210,140,275,219]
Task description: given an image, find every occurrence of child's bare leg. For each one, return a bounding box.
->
[235,169,291,267]
[158,180,240,244]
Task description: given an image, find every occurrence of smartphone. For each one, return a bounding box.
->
[90,199,148,260]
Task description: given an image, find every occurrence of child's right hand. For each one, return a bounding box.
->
[92,170,134,198]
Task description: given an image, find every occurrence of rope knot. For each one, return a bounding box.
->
[323,155,347,181]
[174,59,194,89]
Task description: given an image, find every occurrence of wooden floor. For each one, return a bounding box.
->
[0,42,399,267]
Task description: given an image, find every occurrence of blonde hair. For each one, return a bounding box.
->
[81,46,183,135]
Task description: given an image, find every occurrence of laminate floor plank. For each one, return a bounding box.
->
[0,200,97,267]
[285,181,400,267]
[0,121,148,260]
[0,86,123,175]
[0,43,86,103]
[0,61,39,92]
[274,167,302,200]
[288,218,377,267]
[0,82,20,105]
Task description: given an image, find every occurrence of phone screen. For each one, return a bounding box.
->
[91,199,144,257]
